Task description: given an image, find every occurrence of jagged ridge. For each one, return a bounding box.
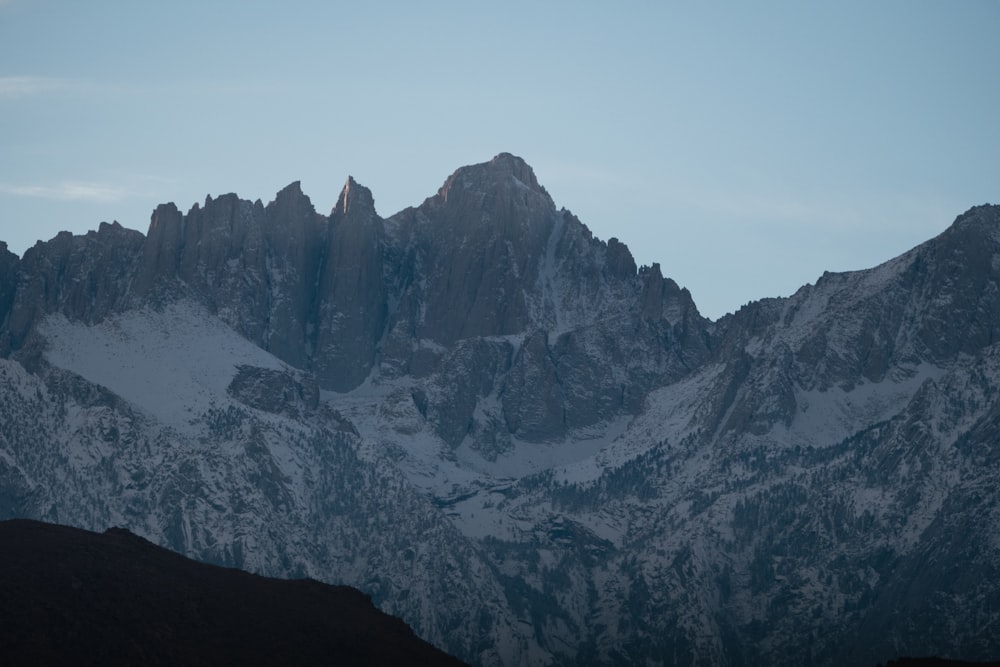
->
[1,153,709,442]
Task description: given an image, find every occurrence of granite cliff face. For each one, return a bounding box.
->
[132,182,328,374]
[3,153,711,445]
[0,243,19,356]
[1,155,998,666]
[2,222,143,356]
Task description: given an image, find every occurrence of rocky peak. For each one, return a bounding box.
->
[268,181,313,220]
[0,242,20,356]
[950,202,999,229]
[434,153,553,211]
[334,176,376,219]
[133,202,185,299]
[395,155,561,346]
[265,182,321,240]
[928,203,1000,259]
[313,176,387,391]
[903,202,1000,361]
[146,202,182,236]
[639,262,665,319]
[3,222,144,355]
[605,237,637,279]
[274,179,303,198]
[260,184,323,369]
[480,152,545,191]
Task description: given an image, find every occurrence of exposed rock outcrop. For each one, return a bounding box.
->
[0,242,19,356]
[313,177,388,391]
[4,222,143,353]
[227,364,319,418]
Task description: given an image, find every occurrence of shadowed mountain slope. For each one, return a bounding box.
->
[0,519,467,667]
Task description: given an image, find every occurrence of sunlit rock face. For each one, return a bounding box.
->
[1,154,999,666]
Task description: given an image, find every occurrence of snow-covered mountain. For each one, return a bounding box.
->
[1,154,998,665]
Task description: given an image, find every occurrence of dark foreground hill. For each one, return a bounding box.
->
[878,659,1000,667]
[0,519,466,666]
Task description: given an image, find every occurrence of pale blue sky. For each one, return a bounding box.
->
[2,1,998,319]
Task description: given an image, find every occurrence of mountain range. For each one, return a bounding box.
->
[1,153,998,665]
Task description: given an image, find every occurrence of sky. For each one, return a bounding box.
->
[1,1,998,320]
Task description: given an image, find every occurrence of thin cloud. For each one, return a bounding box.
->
[0,75,282,102]
[0,76,81,99]
[0,181,129,203]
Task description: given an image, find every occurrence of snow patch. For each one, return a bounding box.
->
[39,301,288,433]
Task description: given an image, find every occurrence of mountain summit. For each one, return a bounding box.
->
[0,156,998,666]
[435,152,552,205]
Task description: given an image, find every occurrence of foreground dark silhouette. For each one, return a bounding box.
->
[878,659,1000,667]
[0,519,467,666]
